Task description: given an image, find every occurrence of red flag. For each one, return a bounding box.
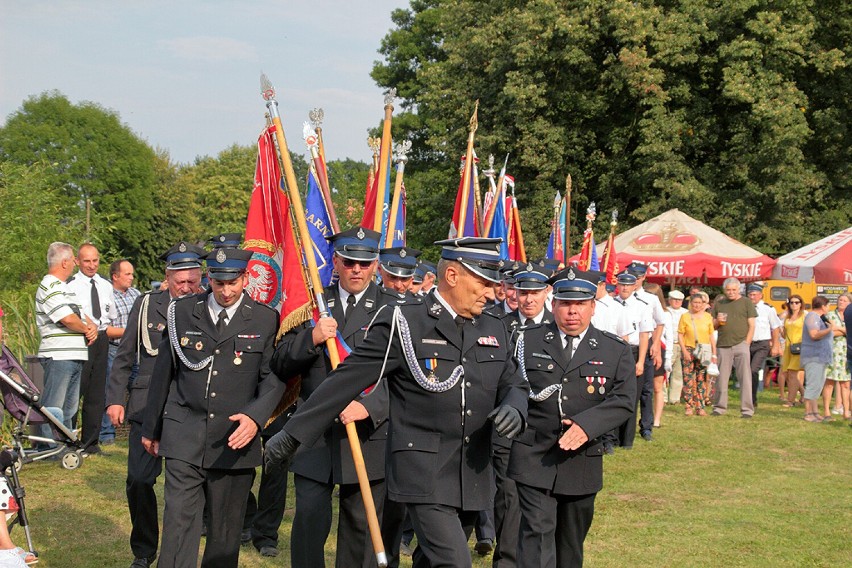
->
[245,125,312,330]
[577,228,593,270]
[602,230,619,284]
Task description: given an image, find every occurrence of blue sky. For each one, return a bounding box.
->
[0,1,407,164]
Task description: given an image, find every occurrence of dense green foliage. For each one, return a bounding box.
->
[372,0,852,256]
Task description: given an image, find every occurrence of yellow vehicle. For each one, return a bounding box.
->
[763,280,852,312]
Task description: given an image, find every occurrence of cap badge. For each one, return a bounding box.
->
[178,242,187,253]
[526,263,533,272]
[219,236,225,242]
[399,249,407,258]
[216,249,226,263]
[356,228,365,240]
[567,268,576,280]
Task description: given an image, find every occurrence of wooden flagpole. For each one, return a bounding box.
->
[564,174,572,263]
[261,74,387,567]
[384,140,411,248]
[458,101,479,236]
[304,122,340,233]
[373,91,396,233]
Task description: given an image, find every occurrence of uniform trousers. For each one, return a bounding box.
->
[493,442,520,567]
[749,339,771,407]
[78,331,109,450]
[126,420,162,560]
[408,503,477,568]
[516,483,596,568]
[714,342,753,416]
[292,474,401,568]
[638,351,654,435]
[159,458,253,568]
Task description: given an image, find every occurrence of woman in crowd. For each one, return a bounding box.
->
[780,295,806,407]
[800,296,839,422]
[822,293,850,420]
[646,283,673,428]
[677,291,716,416]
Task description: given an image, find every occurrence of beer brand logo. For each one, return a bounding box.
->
[632,222,699,251]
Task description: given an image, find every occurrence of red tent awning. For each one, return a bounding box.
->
[571,209,775,286]
[771,226,852,283]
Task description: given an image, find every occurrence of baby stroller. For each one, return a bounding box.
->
[0,346,85,470]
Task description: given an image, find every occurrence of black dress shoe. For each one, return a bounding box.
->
[475,539,494,556]
[603,442,615,455]
[259,546,279,557]
[241,529,252,546]
[641,431,653,442]
[130,555,156,568]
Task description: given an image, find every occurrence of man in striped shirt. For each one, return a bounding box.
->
[36,242,98,440]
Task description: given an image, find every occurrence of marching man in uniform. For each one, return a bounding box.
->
[106,241,204,568]
[510,268,636,567]
[265,237,528,568]
[141,246,284,568]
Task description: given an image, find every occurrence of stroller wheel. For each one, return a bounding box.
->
[61,451,82,470]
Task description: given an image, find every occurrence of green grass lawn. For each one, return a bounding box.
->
[9,389,852,567]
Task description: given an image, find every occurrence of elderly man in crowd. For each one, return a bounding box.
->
[711,278,757,418]
[746,283,782,408]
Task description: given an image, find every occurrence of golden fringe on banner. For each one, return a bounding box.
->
[264,302,314,428]
[266,300,314,426]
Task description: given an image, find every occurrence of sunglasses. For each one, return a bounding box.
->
[341,258,373,269]
[789,300,801,304]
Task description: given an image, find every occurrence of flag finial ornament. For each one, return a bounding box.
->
[260,73,275,101]
[309,108,324,129]
[469,100,479,133]
[303,122,319,148]
[586,202,597,221]
[483,154,496,178]
[394,140,412,164]
[384,88,397,107]
[611,209,618,225]
[367,136,381,156]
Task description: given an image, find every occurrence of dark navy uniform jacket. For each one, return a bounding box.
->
[508,322,635,495]
[271,282,395,484]
[142,290,284,470]
[283,290,529,511]
[106,290,170,424]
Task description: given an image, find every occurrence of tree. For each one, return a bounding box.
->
[0,161,84,287]
[372,0,851,257]
[0,91,159,260]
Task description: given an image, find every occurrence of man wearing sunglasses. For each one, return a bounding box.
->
[266,237,528,567]
[271,226,401,568]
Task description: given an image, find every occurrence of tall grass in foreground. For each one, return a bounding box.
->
[9,390,852,567]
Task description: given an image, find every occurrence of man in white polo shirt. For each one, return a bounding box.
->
[35,242,98,441]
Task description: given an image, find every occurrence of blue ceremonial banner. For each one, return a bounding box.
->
[487,189,509,259]
[305,168,335,286]
[386,179,407,247]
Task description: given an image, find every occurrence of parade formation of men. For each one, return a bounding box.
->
[69,223,653,568]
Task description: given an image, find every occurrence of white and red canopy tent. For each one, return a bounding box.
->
[771,226,852,283]
[574,209,775,286]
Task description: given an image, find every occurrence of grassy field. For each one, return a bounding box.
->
[8,389,852,567]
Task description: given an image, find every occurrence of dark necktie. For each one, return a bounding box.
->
[344,294,357,324]
[216,309,228,334]
[524,318,534,327]
[565,335,577,364]
[90,278,102,320]
[454,315,468,338]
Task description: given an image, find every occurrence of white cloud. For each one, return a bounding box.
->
[158,36,258,63]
